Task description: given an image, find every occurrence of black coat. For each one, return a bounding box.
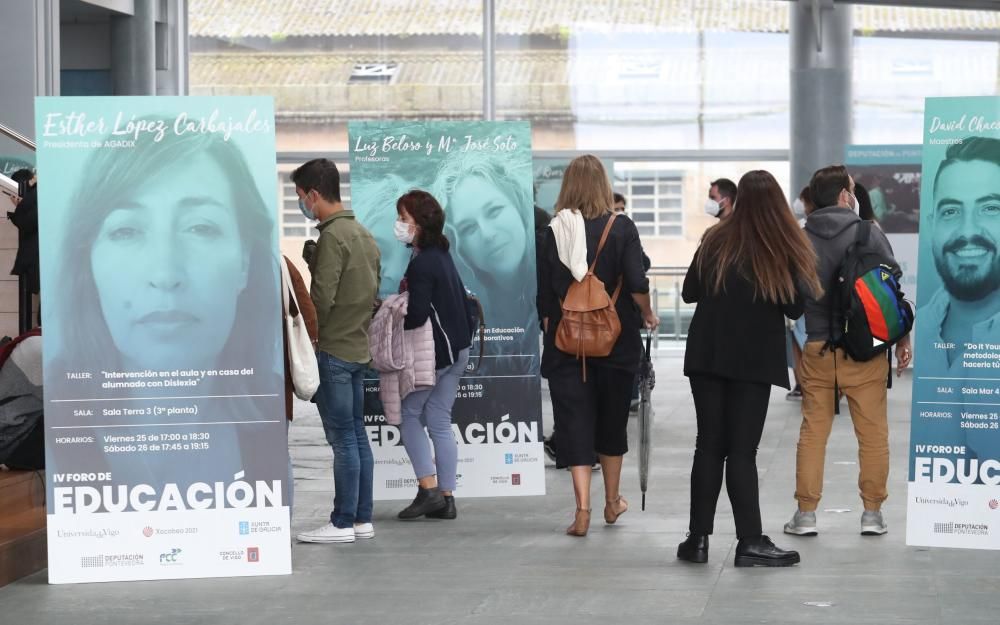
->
[538,213,649,376]
[9,185,39,294]
[682,251,803,389]
[403,245,473,370]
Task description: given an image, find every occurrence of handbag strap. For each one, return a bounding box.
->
[279,259,301,319]
[587,212,619,273]
[589,212,624,304]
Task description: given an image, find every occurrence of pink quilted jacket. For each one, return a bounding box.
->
[368,293,435,425]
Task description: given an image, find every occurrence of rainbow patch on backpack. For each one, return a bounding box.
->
[853,267,911,344]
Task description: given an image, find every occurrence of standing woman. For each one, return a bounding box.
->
[538,155,659,537]
[678,170,822,567]
[394,190,473,520]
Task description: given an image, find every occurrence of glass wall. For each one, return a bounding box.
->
[189,0,484,154]
[853,35,1000,145]
[494,2,791,152]
[187,0,1000,272]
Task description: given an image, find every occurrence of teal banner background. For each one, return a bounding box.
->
[349,121,544,499]
[36,96,290,581]
[907,96,1000,550]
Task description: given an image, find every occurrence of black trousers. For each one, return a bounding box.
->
[688,375,770,539]
[549,365,634,468]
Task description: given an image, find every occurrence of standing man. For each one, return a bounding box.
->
[706,178,736,220]
[7,169,39,330]
[293,158,382,545]
[613,192,627,214]
[614,193,651,270]
[785,165,912,539]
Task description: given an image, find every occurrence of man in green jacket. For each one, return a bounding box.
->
[291,158,381,545]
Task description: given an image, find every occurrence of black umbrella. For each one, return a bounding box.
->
[638,332,655,510]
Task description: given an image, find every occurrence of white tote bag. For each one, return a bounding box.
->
[280,260,320,401]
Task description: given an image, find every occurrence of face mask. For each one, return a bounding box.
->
[847,192,859,214]
[298,197,315,221]
[704,198,722,218]
[394,219,415,244]
[792,198,805,216]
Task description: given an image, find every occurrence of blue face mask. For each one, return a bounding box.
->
[298,197,315,221]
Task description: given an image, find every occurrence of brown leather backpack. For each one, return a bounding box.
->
[555,213,622,377]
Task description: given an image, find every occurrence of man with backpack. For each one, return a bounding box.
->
[784,165,913,538]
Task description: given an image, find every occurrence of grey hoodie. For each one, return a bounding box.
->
[803,206,898,342]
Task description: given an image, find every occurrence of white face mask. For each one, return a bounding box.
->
[792,198,805,217]
[847,192,859,214]
[704,198,722,218]
[394,219,415,244]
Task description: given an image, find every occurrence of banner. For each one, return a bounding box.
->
[907,96,1000,549]
[37,96,291,582]
[349,121,544,499]
[845,145,921,302]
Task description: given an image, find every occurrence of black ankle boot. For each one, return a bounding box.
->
[425,495,456,520]
[734,535,800,567]
[677,533,709,564]
[397,487,447,520]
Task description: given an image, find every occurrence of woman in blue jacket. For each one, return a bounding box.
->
[394,190,473,521]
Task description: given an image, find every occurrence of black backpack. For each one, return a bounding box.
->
[463,290,486,372]
[822,220,914,362]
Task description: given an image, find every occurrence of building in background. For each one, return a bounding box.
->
[187,0,1000,269]
[1,1,998,340]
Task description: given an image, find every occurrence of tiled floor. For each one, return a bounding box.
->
[2,352,997,624]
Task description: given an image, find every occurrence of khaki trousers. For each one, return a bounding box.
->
[795,341,890,512]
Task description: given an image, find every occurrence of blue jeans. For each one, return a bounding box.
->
[315,351,373,528]
[400,349,469,492]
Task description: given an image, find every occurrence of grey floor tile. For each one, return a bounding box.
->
[0,358,988,625]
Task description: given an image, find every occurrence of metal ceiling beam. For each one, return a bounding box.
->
[831,0,1000,9]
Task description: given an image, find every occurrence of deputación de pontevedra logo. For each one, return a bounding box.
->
[81,553,143,568]
[933,522,989,536]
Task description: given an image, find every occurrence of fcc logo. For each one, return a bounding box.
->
[159,548,182,565]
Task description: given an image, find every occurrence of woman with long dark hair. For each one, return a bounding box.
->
[678,170,822,567]
[393,190,473,521]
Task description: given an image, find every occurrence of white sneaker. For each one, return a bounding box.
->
[861,510,887,536]
[354,523,375,539]
[296,523,355,544]
[783,510,818,536]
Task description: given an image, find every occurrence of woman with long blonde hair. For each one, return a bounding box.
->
[537,155,659,537]
[678,170,822,567]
